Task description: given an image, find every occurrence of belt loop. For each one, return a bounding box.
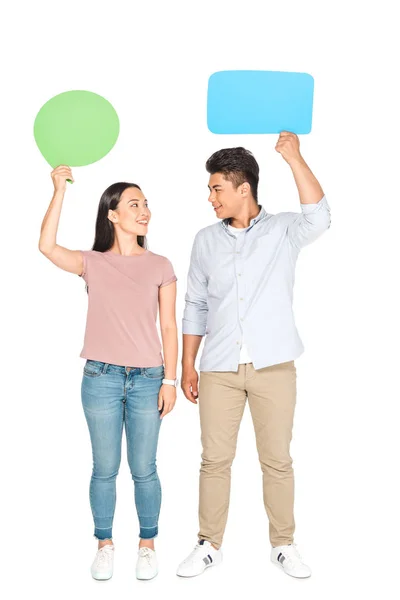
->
[102,363,109,374]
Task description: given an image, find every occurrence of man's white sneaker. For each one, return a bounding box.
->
[91,544,114,580]
[176,540,222,577]
[271,544,311,578]
[136,547,158,580]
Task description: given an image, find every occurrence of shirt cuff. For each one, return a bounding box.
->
[182,319,206,336]
[300,195,330,214]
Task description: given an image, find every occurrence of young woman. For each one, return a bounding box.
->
[39,165,178,581]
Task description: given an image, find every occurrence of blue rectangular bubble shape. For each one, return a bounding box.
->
[207,71,314,135]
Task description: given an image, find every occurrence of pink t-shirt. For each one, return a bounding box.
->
[79,249,177,367]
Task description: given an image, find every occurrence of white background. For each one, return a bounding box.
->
[1,1,399,598]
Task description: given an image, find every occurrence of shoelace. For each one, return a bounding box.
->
[280,544,302,567]
[139,547,153,566]
[96,545,114,566]
[184,543,206,564]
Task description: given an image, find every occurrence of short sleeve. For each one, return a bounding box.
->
[159,257,177,288]
[79,250,90,283]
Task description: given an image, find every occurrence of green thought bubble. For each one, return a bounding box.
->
[34,90,120,169]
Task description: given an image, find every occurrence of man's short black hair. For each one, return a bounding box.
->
[205,147,259,201]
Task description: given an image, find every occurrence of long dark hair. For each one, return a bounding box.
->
[92,182,148,252]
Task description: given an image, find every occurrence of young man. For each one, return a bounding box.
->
[177,132,331,579]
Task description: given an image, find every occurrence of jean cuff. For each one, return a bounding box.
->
[94,527,113,540]
[139,526,158,539]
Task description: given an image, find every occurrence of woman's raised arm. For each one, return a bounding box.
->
[39,165,84,276]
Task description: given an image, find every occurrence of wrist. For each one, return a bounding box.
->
[182,357,195,368]
[162,377,179,387]
[288,155,306,169]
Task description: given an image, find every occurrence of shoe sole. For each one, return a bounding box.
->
[271,560,311,579]
[136,570,158,581]
[91,573,113,581]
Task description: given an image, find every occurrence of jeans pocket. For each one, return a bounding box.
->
[83,360,104,378]
[143,365,165,379]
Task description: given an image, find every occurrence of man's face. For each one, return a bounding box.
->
[208,173,243,220]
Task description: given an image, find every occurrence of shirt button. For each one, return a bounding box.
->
[236,341,240,345]
[240,297,244,301]
[240,318,244,321]
[236,251,240,254]
[238,273,241,276]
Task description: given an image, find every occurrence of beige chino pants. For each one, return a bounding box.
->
[198,361,297,548]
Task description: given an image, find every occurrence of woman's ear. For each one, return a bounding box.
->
[108,209,117,223]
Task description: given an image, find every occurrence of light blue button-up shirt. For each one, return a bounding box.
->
[182,196,331,372]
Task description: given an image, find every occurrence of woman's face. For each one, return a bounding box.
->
[109,187,151,235]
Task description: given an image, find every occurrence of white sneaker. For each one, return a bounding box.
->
[91,544,114,580]
[271,544,311,578]
[176,540,222,577]
[136,547,158,580]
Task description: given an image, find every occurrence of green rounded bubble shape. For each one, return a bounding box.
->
[34,90,120,170]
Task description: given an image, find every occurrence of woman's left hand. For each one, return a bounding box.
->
[158,384,177,418]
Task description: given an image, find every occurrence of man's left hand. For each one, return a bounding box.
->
[275,131,303,166]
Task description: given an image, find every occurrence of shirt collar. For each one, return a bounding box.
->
[221,204,267,231]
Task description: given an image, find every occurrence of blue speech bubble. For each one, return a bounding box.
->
[207,70,314,135]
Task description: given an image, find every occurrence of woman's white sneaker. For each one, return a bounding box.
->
[91,544,114,580]
[271,544,311,578]
[176,540,222,577]
[136,547,158,580]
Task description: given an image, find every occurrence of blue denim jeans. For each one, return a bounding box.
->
[81,360,164,540]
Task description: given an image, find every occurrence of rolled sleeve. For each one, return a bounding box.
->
[287,195,331,250]
[159,257,177,288]
[182,232,208,336]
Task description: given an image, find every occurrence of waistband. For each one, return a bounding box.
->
[85,359,164,375]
